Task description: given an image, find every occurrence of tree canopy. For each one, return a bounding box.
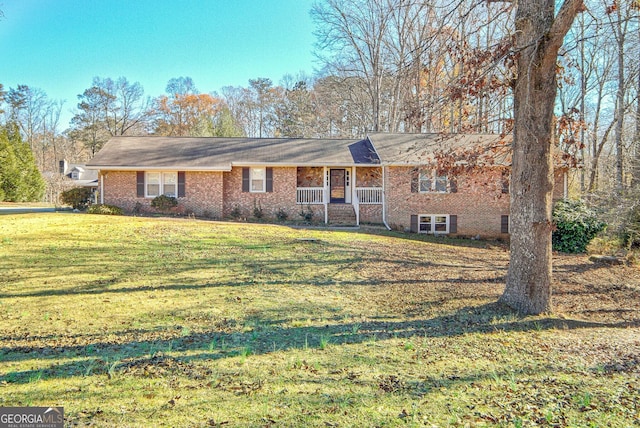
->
[0,123,45,202]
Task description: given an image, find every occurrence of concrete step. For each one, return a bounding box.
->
[328,204,356,224]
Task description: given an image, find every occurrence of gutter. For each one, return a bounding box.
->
[85,165,233,172]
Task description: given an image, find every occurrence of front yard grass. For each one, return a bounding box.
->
[0,213,638,427]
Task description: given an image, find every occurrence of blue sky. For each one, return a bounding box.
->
[0,0,318,128]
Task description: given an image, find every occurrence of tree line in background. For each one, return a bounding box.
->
[0,0,638,202]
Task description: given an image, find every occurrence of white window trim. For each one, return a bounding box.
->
[419,170,449,193]
[145,171,178,198]
[250,167,266,193]
[418,214,450,234]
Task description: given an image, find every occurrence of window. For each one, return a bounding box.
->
[501,215,510,234]
[250,168,266,192]
[242,167,272,193]
[418,214,450,234]
[71,170,79,180]
[146,172,177,197]
[163,173,177,197]
[501,171,510,194]
[419,170,449,193]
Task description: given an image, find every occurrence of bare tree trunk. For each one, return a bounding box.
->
[500,0,583,315]
[633,23,640,188]
[613,20,626,190]
[588,117,617,192]
[579,16,586,193]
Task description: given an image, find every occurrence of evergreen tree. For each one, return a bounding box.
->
[0,124,45,202]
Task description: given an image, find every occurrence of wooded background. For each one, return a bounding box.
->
[1,0,638,205]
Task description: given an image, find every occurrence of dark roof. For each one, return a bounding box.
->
[368,133,511,166]
[87,136,378,170]
[86,133,517,170]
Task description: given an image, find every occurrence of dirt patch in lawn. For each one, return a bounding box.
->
[354,235,640,326]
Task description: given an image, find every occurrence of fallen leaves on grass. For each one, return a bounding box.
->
[378,374,406,393]
[119,354,212,380]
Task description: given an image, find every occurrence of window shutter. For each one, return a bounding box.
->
[450,215,457,233]
[501,172,510,194]
[501,215,509,233]
[449,177,458,193]
[266,167,273,192]
[242,168,250,192]
[410,170,419,193]
[178,171,186,197]
[410,214,418,233]
[136,172,145,197]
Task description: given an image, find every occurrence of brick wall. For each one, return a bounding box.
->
[101,165,567,234]
[359,205,383,224]
[222,167,306,220]
[182,171,224,217]
[101,171,139,212]
[384,166,510,237]
[384,166,567,237]
[100,170,224,217]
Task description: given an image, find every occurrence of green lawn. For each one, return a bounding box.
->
[0,214,638,427]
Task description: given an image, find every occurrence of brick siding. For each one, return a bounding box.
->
[384,166,566,237]
[222,167,302,220]
[100,165,567,236]
[100,170,224,217]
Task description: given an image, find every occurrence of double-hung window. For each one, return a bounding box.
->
[418,214,450,234]
[419,170,448,193]
[250,167,266,193]
[146,172,178,197]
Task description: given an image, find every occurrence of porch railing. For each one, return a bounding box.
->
[296,187,324,204]
[355,187,383,204]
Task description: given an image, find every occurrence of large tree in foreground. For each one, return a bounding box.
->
[499,0,585,314]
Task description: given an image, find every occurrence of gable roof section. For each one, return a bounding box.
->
[367,133,511,166]
[86,136,379,170]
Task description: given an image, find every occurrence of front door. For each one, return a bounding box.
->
[330,169,346,203]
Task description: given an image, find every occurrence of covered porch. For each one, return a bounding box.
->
[295,166,383,225]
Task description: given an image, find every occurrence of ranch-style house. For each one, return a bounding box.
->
[86,133,570,237]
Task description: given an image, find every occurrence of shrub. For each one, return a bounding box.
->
[253,200,264,219]
[60,187,93,210]
[299,205,314,222]
[275,208,288,222]
[87,204,123,215]
[151,195,178,212]
[621,204,640,249]
[229,206,242,219]
[552,199,606,253]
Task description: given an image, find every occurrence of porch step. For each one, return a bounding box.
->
[327,204,357,225]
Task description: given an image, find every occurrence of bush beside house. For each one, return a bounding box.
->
[552,199,606,253]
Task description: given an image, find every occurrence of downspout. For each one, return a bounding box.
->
[100,173,105,204]
[324,166,328,224]
[353,166,359,226]
[563,170,568,200]
[382,165,391,230]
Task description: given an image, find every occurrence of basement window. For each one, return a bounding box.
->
[419,214,450,234]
